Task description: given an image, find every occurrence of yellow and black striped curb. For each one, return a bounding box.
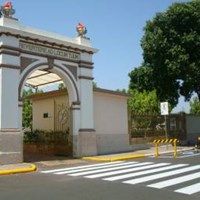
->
[0,164,37,175]
[153,139,179,144]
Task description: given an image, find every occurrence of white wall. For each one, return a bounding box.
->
[32,98,54,131]
[94,91,128,135]
[0,68,20,129]
[93,91,130,154]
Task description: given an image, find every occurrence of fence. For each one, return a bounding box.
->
[129,113,187,144]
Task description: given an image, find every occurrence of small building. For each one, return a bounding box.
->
[28,88,130,155]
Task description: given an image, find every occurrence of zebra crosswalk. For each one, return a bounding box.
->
[41,161,200,196]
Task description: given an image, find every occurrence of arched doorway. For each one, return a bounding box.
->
[0,14,98,165]
[18,62,80,161]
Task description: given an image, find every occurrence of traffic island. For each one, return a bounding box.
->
[0,163,37,175]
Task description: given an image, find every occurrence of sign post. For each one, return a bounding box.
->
[160,102,169,139]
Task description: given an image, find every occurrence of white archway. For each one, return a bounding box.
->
[0,15,97,164]
[18,62,79,106]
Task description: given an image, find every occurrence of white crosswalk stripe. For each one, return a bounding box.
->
[123,165,200,185]
[41,161,200,196]
[57,162,153,176]
[103,164,187,181]
[54,161,140,175]
[148,171,200,189]
[41,161,123,173]
[85,163,170,179]
[175,183,200,195]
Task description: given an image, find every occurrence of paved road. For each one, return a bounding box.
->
[0,151,200,200]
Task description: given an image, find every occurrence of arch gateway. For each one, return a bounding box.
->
[0,5,130,164]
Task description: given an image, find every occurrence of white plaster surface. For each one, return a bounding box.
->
[32,98,55,131]
[79,67,93,77]
[93,91,130,154]
[93,91,128,135]
[0,17,98,53]
[0,54,20,66]
[0,68,19,129]
[80,79,94,129]
[80,52,93,62]
[0,35,19,47]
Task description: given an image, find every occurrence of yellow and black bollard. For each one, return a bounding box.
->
[153,138,179,158]
[153,140,160,158]
[173,139,179,158]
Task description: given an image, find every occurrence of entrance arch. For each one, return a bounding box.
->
[18,62,80,106]
[18,61,82,160]
[0,14,98,164]
[21,66,75,161]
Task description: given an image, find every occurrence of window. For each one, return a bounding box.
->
[43,113,48,118]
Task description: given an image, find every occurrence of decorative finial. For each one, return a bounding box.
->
[76,22,87,37]
[0,1,15,18]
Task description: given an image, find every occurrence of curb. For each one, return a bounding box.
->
[0,164,37,175]
[82,148,194,162]
[145,147,195,157]
[82,154,146,162]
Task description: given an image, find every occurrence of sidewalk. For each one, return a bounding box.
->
[82,145,195,162]
[0,146,194,175]
[0,163,37,175]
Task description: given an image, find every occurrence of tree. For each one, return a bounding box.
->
[22,88,43,129]
[92,81,98,88]
[129,0,200,108]
[128,89,160,114]
[190,97,200,114]
[22,89,33,129]
[116,88,127,93]
[58,83,66,90]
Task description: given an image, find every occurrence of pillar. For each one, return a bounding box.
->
[0,17,23,164]
[75,46,97,157]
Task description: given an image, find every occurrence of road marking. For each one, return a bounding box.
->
[175,182,200,195]
[148,171,200,189]
[54,161,139,174]
[123,165,200,185]
[40,161,200,196]
[59,162,153,176]
[178,152,200,158]
[104,164,187,181]
[54,161,139,175]
[85,163,170,179]
[41,161,123,173]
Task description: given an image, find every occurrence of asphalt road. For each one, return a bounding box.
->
[0,151,200,200]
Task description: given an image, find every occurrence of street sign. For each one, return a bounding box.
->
[160,102,169,115]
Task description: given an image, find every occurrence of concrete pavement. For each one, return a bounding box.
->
[0,145,194,175]
[1,154,200,200]
[82,145,194,162]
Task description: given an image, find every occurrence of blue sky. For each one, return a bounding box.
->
[5,0,190,111]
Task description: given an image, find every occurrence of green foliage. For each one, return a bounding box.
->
[128,89,160,114]
[116,88,127,93]
[92,81,98,88]
[190,97,200,114]
[129,0,200,108]
[58,83,66,90]
[22,89,33,129]
[22,88,43,129]
[23,130,71,145]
